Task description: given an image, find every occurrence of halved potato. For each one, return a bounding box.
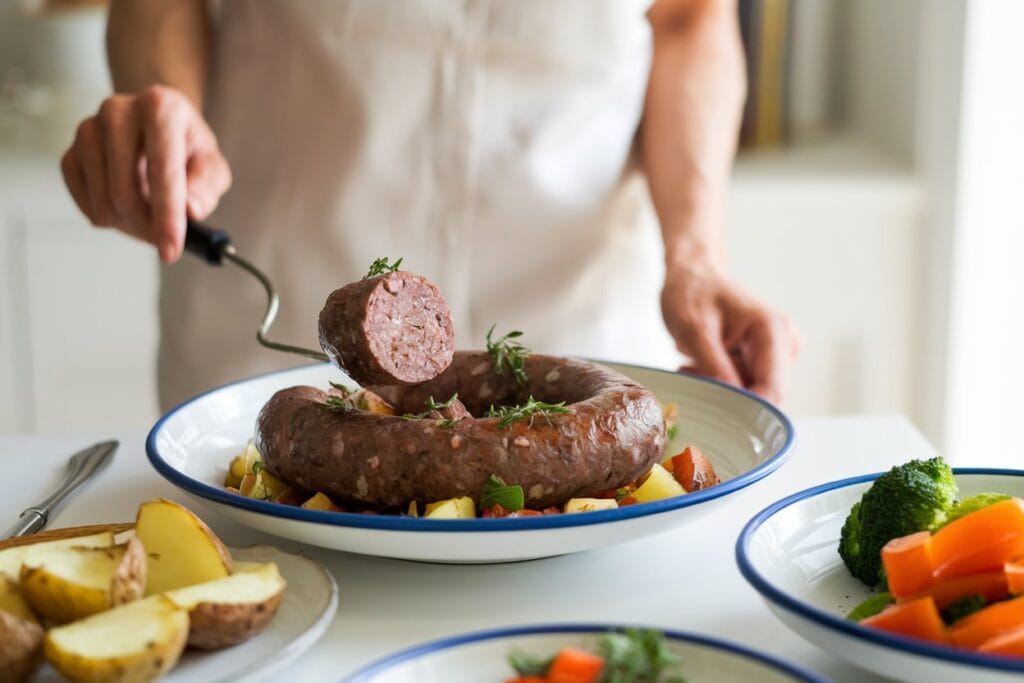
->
[135,499,233,595]
[164,562,286,649]
[44,594,188,683]
[0,578,43,682]
[19,537,146,624]
[0,525,128,580]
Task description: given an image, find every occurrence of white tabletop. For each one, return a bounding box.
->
[0,414,934,682]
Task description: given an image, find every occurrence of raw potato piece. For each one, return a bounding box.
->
[19,537,147,624]
[135,499,233,595]
[0,578,43,682]
[44,595,188,683]
[164,562,287,649]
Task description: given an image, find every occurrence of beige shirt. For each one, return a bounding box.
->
[158,0,677,411]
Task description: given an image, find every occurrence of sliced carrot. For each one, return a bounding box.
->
[859,595,948,644]
[1007,559,1024,595]
[978,626,1024,657]
[932,499,1024,580]
[883,531,935,598]
[671,446,721,492]
[899,570,1009,610]
[949,595,1024,649]
[660,458,675,474]
[503,678,547,683]
[545,647,605,683]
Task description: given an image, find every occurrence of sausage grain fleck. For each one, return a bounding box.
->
[513,436,530,447]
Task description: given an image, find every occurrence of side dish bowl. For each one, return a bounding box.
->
[148,361,793,563]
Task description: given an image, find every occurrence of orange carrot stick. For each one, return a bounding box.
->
[932,499,1024,580]
[860,595,948,644]
[978,626,1024,657]
[899,570,1009,610]
[545,647,605,683]
[671,446,720,492]
[883,531,935,598]
[1007,559,1024,595]
[949,595,1024,649]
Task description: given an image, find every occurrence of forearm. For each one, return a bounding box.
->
[641,0,746,270]
[106,0,211,107]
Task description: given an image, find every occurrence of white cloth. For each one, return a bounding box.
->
[158,0,679,411]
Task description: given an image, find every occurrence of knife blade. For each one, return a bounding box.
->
[2,440,118,539]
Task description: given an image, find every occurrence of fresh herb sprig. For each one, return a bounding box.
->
[507,629,685,683]
[402,394,462,428]
[486,396,572,429]
[480,474,525,511]
[323,381,357,409]
[486,324,529,385]
[364,256,403,279]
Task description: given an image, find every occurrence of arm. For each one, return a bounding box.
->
[61,0,231,263]
[642,0,798,402]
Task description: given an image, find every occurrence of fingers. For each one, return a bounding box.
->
[98,96,150,241]
[71,118,115,226]
[60,149,92,219]
[139,86,190,263]
[738,312,798,404]
[678,317,743,387]
[185,145,232,220]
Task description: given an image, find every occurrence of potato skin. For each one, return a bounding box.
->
[0,610,44,683]
[185,588,285,650]
[109,538,146,607]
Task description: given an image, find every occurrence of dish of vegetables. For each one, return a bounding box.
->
[341,624,825,683]
[738,461,1024,683]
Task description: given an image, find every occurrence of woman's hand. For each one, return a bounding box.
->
[661,261,800,404]
[60,85,231,263]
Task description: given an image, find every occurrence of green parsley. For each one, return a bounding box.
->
[486,324,530,384]
[597,629,685,683]
[486,396,572,429]
[402,394,460,421]
[666,425,679,441]
[364,256,403,279]
[480,474,525,511]
[507,649,553,678]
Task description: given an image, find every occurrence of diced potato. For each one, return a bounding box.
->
[564,498,618,513]
[300,493,343,512]
[407,501,419,517]
[226,441,263,488]
[350,389,396,415]
[631,463,686,503]
[239,469,290,501]
[424,497,475,519]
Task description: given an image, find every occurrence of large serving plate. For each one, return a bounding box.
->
[737,470,1024,683]
[147,360,793,563]
[342,623,826,682]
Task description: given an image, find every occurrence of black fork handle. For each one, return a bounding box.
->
[184,219,233,265]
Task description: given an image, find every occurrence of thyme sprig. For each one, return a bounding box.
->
[486,396,572,429]
[364,256,403,279]
[486,324,529,385]
[323,381,357,409]
[402,394,461,425]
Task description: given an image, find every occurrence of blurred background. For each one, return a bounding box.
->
[0,0,1020,465]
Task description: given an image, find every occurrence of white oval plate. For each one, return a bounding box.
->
[341,623,825,682]
[147,361,793,563]
[34,544,339,683]
[737,470,1024,683]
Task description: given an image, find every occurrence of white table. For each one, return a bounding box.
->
[1,415,934,682]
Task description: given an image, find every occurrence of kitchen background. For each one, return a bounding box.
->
[0,0,1020,466]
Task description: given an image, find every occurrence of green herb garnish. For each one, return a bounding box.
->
[847,592,894,621]
[486,324,529,385]
[323,381,357,409]
[364,256,403,279]
[251,461,265,475]
[402,394,460,421]
[480,474,525,511]
[597,629,685,683]
[614,487,634,502]
[507,649,553,678]
[486,396,572,429]
[666,425,679,441]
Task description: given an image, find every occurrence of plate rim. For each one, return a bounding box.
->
[735,467,1024,673]
[146,359,795,532]
[340,622,828,683]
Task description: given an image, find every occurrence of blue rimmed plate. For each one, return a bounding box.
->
[737,470,1024,683]
[342,623,826,682]
[147,360,792,563]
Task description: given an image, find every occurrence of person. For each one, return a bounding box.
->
[61,0,799,411]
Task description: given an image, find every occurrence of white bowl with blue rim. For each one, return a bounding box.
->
[147,360,793,563]
[341,623,826,682]
[737,469,1024,683]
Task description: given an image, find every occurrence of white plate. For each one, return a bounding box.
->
[341,623,826,682]
[737,470,1024,683]
[147,361,793,563]
[34,544,339,683]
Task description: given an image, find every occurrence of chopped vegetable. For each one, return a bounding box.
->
[949,596,1024,649]
[670,446,719,492]
[481,475,525,511]
[978,626,1024,656]
[545,647,604,683]
[839,457,958,587]
[1007,560,1024,595]
[508,649,554,678]
[859,595,948,644]
[564,498,618,514]
[847,592,894,621]
[631,464,685,503]
[300,492,343,512]
[930,498,1024,580]
[943,493,1013,528]
[941,594,988,625]
[901,571,1008,611]
[881,531,934,597]
[505,630,685,683]
[424,497,475,519]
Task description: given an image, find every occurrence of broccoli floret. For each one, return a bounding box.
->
[941,493,1012,528]
[839,457,958,587]
[847,592,894,621]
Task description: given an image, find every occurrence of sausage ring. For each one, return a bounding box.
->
[255,351,666,509]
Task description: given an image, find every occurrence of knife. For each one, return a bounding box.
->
[2,440,118,539]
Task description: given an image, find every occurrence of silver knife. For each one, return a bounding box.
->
[2,440,118,539]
